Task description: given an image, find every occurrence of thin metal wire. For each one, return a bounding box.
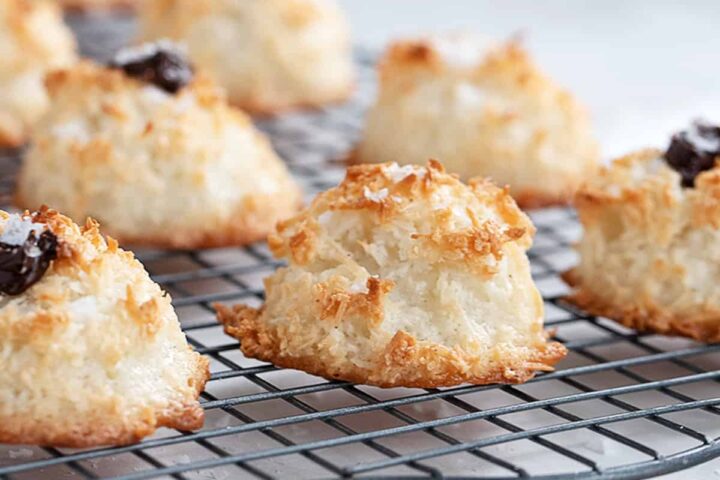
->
[0,13,718,480]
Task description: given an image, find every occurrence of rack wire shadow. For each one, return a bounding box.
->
[0,12,718,480]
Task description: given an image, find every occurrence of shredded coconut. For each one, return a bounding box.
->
[451,205,469,218]
[0,215,44,247]
[173,93,197,113]
[384,163,417,183]
[52,121,90,143]
[69,296,98,317]
[141,86,197,113]
[631,156,666,182]
[363,186,389,203]
[647,156,666,175]
[140,85,170,105]
[349,281,368,294]
[318,211,333,225]
[255,176,280,194]
[350,275,380,294]
[455,82,486,107]
[606,184,622,197]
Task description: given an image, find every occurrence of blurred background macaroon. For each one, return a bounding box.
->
[16,42,302,249]
[355,33,600,208]
[0,0,77,147]
[137,0,355,114]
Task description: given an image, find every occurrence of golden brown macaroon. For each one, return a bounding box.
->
[564,121,720,342]
[217,161,566,388]
[0,0,77,147]
[0,208,209,447]
[355,33,600,209]
[137,0,354,114]
[16,43,302,249]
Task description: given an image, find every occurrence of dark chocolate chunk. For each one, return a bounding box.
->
[0,229,58,296]
[664,121,720,188]
[109,43,193,94]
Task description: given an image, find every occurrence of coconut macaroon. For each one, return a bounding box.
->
[355,34,600,209]
[0,0,77,147]
[137,0,354,114]
[564,121,720,343]
[217,161,566,388]
[16,42,302,249]
[0,208,209,447]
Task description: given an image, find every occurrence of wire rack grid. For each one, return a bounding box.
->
[1,12,719,480]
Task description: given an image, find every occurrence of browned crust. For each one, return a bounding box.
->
[58,0,137,12]
[108,215,281,250]
[572,149,666,210]
[43,62,226,108]
[229,82,355,117]
[572,148,720,231]
[343,145,361,166]
[15,206,292,251]
[215,303,566,388]
[379,37,530,79]
[512,187,574,210]
[0,357,209,447]
[15,177,302,251]
[562,269,720,343]
[345,151,575,211]
[314,277,395,327]
[269,161,535,266]
[0,129,26,149]
[109,193,301,249]
[378,36,558,98]
[411,218,526,276]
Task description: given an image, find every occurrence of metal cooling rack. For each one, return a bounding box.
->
[1,12,719,480]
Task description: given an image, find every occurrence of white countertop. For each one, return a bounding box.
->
[338,0,720,161]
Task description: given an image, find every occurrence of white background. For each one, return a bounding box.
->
[337,1,720,478]
[338,0,720,161]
